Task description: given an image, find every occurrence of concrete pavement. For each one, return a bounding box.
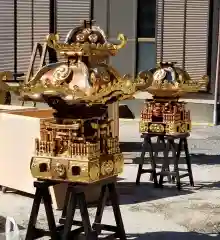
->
[0,120,220,239]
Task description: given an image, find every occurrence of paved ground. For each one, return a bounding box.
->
[1,120,220,239]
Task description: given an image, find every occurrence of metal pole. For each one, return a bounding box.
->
[213,6,220,125]
[105,0,119,137]
[48,0,58,63]
[49,0,56,33]
[14,0,17,80]
[90,0,94,20]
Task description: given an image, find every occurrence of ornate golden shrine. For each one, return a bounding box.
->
[138,62,208,135]
[0,71,13,104]
[16,20,136,183]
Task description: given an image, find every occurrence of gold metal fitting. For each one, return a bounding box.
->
[54,163,66,178]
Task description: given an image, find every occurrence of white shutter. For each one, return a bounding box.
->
[0,1,14,72]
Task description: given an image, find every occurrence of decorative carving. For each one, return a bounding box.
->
[54,163,66,178]
[138,62,208,135]
[15,20,133,106]
[136,62,209,97]
[52,64,72,84]
[0,71,13,104]
[31,117,124,182]
[12,20,132,183]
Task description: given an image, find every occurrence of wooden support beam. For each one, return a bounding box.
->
[108,102,119,138]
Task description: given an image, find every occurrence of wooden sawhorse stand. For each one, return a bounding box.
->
[25,177,127,240]
[136,132,194,190]
[135,134,160,187]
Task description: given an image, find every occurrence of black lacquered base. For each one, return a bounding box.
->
[25,178,127,240]
[136,133,194,190]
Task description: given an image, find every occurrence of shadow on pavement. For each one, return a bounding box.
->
[132,154,220,166]
[120,142,143,152]
[193,181,220,190]
[120,142,220,166]
[189,154,220,165]
[117,181,193,205]
[127,231,219,239]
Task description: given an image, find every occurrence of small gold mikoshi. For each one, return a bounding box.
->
[137,62,206,135]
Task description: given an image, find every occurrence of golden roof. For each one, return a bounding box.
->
[47,20,127,59]
[135,62,208,98]
[18,20,135,106]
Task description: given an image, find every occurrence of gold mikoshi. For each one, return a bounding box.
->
[15,20,136,183]
[138,62,208,135]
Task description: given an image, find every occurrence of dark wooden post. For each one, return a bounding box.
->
[108,102,119,137]
[213,5,220,125]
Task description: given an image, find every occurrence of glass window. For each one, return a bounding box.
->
[137,0,156,38]
[137,42,156,73]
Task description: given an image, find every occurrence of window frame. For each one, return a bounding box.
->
[136,0,156,75]
[137,0,156,39]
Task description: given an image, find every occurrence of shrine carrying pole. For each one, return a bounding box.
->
[213,6,220,125]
